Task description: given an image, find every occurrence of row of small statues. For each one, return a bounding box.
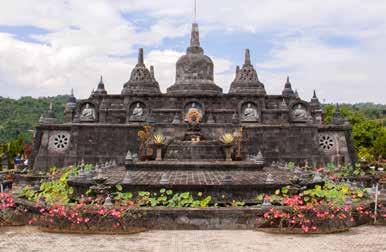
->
[80,102,309,122]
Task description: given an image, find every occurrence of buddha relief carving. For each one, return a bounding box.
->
[80,104,96,121]
[129,103,145,121]
[242,103,258,122]
[292,104,309,121]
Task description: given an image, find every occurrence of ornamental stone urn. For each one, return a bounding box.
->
[220,134,235,162]
[153,134,166,161]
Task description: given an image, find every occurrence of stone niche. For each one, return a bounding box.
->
[79,102,97,122]
[289,102,311,123]
[128,101,147,122]
[240,102,260,122]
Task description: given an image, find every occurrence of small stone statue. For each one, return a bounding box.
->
[80,104,96,121]
[130,103,145,121]
[160,173,169,185]
[172,113,180,124]
[242,103,258,121]
[265,173,274,183]
[292,104,308,120]
[255,150,265,166]
[125,150,133,161]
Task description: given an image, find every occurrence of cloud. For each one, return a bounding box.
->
[0,0,385,103]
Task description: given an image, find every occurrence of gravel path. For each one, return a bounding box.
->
[0,225,385,252]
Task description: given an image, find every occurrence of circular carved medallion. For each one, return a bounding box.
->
[49,132,71,152]
[319,134,335,152]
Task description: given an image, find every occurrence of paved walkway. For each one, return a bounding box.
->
[0,225,385,252]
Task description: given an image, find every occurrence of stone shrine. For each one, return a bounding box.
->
[31,23,356,199]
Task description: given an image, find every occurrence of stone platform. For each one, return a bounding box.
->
[127,160,262,170]
[68,166,321,202]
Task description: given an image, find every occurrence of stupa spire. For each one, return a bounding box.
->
[190,23,200,48]
[244,49,252,66]
[138,48,144,66]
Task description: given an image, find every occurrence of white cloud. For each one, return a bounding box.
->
[0,0,385,103]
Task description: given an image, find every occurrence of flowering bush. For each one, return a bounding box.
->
[0,193,15,210]
[261,195,355,233]
[30,203,143,232]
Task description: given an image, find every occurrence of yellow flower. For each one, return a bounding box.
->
[220,133,234,145]
[153,134,166,146]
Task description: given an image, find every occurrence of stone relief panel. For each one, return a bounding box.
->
[80,103,96,122]
[241,102,259,122]
[319,134,336,153]
[290,103,310,122]
[48,131,71,153]
[129,102,146,121]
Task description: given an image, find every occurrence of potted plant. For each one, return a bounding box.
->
[219,133,234,161]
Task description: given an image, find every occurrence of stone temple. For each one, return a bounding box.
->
[31,23,356,199]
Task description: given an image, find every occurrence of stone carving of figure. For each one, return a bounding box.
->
[130,103,145,121]
[242,103,258,121]
[292,104,308,120]
[80,104,96,121]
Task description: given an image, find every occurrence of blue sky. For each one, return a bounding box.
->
[0,0,385,103]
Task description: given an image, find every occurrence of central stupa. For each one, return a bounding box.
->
[166,23,223,95]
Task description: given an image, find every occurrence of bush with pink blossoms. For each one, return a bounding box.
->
[30,203,144,233]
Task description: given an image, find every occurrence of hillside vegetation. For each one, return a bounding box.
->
[0,96,68,142]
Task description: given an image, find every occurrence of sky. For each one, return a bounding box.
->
[0,0,385,104]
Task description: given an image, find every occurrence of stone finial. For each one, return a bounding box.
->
[236,65,240,76]
[244,49,252,66]
[332,103,347,125]
[282,75,295,97]
[310,90,321,108]
[49,102,53,111]
[95,75,107,95]
[138,48,144,66]
[71,88,74,96]
[190,23,200,47]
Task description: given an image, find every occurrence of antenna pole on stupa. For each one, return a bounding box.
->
[194,0,197,23]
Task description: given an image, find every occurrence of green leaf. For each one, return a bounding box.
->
[115,184,123,192]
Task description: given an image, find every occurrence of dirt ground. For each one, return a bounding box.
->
[0,225,385,252]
